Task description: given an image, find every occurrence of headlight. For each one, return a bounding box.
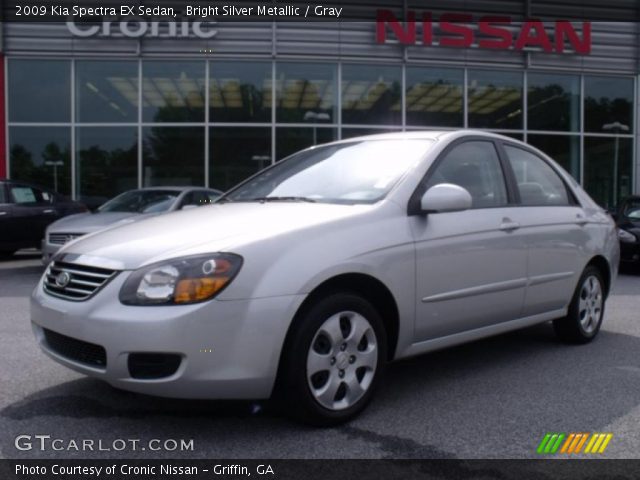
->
[618,228,637,244]
[119,253,243,306]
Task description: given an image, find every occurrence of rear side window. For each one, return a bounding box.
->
[504,145,570,206]
[623,199,640,220]
[425,141,508,209]
[9,185,42,204]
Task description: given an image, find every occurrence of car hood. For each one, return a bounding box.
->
[59,202,371,270]
[48,212,142,234]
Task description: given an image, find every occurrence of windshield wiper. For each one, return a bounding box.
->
[245,196,317,203]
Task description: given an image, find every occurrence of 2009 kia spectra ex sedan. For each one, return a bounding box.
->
[31,131,619,425]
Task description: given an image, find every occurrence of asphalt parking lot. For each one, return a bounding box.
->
[1,254,639,459]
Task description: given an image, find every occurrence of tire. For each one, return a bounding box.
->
[277,293,387,426]
[553,266,606,344]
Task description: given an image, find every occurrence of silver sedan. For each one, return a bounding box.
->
[41,187,222,264]
[31,131,619,425]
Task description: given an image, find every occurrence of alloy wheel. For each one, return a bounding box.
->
[578,275,603,334]
[306,311,378,411]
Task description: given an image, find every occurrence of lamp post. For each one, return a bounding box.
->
[303,111,331,144]
[44,160,64,193]
[602,121,629,208]
[251,155,271,170]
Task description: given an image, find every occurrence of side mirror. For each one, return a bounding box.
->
[420,183,472,214]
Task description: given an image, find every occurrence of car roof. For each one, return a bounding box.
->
[132,186,218,193]
[324,129,525,146]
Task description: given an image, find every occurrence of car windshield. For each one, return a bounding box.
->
[623,200,640,220]
[221,139,433,204]
[98,190,179,213]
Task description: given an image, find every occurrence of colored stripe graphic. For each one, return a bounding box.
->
[537,433,565,454]
[560,433,575,453]
[598,433,613,453]
[573,433,589,454]
[538,433,613,454]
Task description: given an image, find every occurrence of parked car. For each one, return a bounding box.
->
[31,131,619,425]
[613,195,640,265]
[42,187,222,263]
[0,180,87,257]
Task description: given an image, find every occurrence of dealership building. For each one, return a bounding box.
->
[0,7,638,208]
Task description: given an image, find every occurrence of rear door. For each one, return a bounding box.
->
[411,139,528,341]
[500,143,589,316]
[0,184,17,248]
[5,184,45,246]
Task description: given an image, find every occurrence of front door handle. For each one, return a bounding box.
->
[43,209,56,214]
[0,211,7,216]
[500,220,521,232]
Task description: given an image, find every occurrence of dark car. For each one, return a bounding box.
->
[614,195,640,264]
[0,180,87,257]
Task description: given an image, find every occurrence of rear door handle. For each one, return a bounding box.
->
[500,220,521,232]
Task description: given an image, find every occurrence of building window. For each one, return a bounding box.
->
[276,62,337,124]
[210,61,272,123]
[76,127,138,205]
[276,128,336,160]
[527,73,580,132]
[468,70,522,130]
[209,128,271,191]
[584,76,634,133]
[143,127,205,187]
[406,67,463,128]
[342,128,401,140]
[76,61,138,123]
[142,61,205,123]
[527,135,580,181]
[9,127,71,195]
[584,136,633,208]
[9,59,70,123]
[342,64,401,125]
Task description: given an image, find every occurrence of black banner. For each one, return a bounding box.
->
[2,460,640,480]
[3,0,640,22]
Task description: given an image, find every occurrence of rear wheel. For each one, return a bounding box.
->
[278,293,387,426]
[553,266,606,344]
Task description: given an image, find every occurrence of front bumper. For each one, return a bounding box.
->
[31,273,305,399]
[620,242,640,263]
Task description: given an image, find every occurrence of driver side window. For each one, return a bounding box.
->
[425,141,508,209]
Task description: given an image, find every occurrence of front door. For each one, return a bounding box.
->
[411,140,528,341]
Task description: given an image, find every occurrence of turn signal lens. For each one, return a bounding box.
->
[175,277,229,304]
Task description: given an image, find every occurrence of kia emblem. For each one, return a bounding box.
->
[55,272,71,288]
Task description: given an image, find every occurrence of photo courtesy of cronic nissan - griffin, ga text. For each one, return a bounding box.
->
[31,131,619,425]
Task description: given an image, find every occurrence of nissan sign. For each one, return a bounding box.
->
[376,10,591,55]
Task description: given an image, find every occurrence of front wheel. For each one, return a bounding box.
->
[553,266,606,344]
[278,293,387,426]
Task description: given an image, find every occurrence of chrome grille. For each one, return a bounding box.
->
[49,233,84,245]
[43,261,118,301]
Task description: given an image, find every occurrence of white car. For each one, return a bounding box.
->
[31,131,619,425]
